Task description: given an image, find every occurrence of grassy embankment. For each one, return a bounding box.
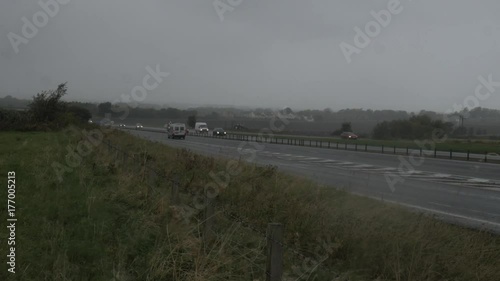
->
[227,131,500,154]
[1,129,500,280]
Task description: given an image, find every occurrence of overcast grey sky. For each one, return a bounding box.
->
[1,0,499,111]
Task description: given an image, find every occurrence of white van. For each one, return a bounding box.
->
[167,123,187,139]
[194,122,209,133]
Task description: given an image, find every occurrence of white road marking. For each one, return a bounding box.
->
[433,173,451,178]
[355,193,500,231]
[350,164,373,169]
[302,157,321,161]
[468,178,490,183]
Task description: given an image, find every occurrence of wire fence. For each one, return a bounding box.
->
[188,132,500,163]
[126,126,500,163]
[102,139,337,280]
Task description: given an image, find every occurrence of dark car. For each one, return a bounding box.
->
[233,123,247,130]
[213,128,226,136]
[340,132,358,140]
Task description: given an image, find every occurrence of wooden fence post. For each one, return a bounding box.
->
[266,223,283,281]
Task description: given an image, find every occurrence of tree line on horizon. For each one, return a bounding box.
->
[2,95,500,122]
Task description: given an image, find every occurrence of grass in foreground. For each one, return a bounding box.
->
[1,129,499,280]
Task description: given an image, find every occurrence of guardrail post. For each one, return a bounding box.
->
[320,141,322,148]
[365,144,367,152]
[467,150,470,161]
[355,143,357,151]
[336,142,339,149]
[266,223,283,281]
[382,145,384,154]
[328,141,330,148]
[344,143,347,150]
[393,146,396,154]
[420,148,422,156]
[485,152,488,163]
[434,148,437,158]
[449,149,452,159]
[406,147,409,155]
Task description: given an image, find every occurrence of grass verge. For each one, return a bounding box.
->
[0,129,499,280]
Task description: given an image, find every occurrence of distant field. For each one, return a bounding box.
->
[2,128,500,280]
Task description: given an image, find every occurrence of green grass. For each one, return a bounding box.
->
[227,131,500,154]
[1,129,500,280]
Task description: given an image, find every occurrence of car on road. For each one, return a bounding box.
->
[213,128,226,136]
[340,132,358,140]
[136,123,143,130]
[168,123,187,139]
[119,123,126,128]
[99,119,112,127]
[233,123,247,130]
[195,122,209,134]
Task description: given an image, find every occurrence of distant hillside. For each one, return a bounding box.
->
[0,95,30,109]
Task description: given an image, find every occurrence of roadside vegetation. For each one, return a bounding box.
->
[2,127,500,281]
[0,83,91,131]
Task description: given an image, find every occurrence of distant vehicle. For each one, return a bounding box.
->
[119,124,126,127]
[88,119,93,124]
[340,132,358,140]
[168,123,187,139]
[99,119,112,127]
[233,123,247,130]
[136,123,143,130]
[213,128,226,136]
[195,122,209,133]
